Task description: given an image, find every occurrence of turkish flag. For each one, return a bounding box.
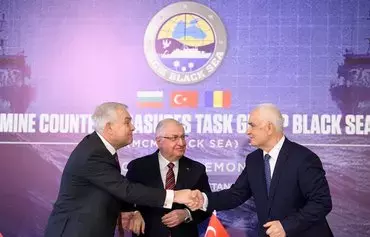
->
[205,213,230,237]
[171,91,198,108]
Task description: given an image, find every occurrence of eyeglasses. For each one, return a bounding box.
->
[160,135,188,142]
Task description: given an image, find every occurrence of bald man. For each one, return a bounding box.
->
[197,103,333,237]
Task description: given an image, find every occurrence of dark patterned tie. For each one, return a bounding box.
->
[113,153,121,172]
[264,154,272,196]
[165,162,175,190]
[165,162,175,237]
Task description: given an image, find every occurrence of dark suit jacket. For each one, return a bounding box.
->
[207,138,333,237]
[44,132,167,237]
[126,151,212,237]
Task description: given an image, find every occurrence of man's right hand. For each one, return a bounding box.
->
[189,190,205,211]
[174,189,203,210]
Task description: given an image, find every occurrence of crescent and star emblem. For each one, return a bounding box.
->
[173,94,187,105]
[205,226,217,237]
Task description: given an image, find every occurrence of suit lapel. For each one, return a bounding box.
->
[92,132,121,172]
[151,152,165,189]
[175,157,189,190]
[267,139,290,210]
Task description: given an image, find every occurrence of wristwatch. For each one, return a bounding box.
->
[184,215,191,223]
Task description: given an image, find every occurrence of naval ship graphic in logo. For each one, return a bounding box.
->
[144,1,227,84]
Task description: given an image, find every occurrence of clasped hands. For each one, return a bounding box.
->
[174,189,204,211]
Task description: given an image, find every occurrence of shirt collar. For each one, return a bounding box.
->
[263,136,285,160]
[158,152,179,170]
[96,132,116,155]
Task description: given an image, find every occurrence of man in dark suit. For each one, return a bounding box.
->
[196,103,333,237]
[44,102,199,237]
[125,118,212,237]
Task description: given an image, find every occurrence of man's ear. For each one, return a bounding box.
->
[267,122,274,134]
[104,122,113,134]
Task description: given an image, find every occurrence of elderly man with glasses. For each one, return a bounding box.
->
[123,118,212,237]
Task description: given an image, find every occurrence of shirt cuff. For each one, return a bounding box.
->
[184,208,193,221]
[201,192,208,211]
[163,190,174,209]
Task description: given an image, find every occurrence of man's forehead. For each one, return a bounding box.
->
[248,111,257,120]
[164,124,184,133]
[117,108,131,119]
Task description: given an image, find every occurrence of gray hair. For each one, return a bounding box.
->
[255,103,284,132]
[91,102,128,133]
[155,118,183,137]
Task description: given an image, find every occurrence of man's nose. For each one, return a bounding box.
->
[178,137,186,146]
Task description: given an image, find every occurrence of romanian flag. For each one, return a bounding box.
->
[137,91,163,108]
[205,212,230,237]
[205,91,231,108]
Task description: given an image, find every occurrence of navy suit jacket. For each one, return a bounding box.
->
[207,138,333,237]
[44,132,167,237]
[126,151,212,237]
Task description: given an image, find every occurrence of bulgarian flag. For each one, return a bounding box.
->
[136,90,163,108]
[205,211,230,237]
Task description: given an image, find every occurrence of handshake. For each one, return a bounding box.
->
[173,189,205,211]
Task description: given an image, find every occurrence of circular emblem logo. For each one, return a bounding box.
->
[144,1,227,84]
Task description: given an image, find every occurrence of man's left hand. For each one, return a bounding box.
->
[263,220,286,237]
[118,211,145,235]
[119,212,134,230]
[161,209,188,228]
[129,211,145,235]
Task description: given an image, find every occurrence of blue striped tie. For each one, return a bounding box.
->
[264,154,272,195]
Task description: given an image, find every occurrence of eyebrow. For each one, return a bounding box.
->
[163,132,185,136]
[124,117,132,121]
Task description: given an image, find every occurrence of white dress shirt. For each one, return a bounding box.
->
[96,132,116,155]
[264,136,285,178]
